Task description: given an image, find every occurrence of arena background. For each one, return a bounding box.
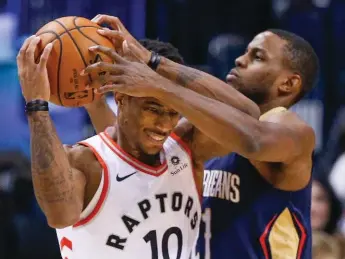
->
[0,0,345,258]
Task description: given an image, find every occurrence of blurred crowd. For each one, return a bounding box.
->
[1,0,345,258]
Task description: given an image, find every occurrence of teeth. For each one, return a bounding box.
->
[147,131,165,141]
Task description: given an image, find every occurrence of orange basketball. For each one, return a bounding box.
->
[34,16,114,107]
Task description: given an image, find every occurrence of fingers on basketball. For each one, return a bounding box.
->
[26,36,41,63]
[101,15,125,32]
[17,35,36,61]
[97,29,125,50]
[92,45,127,64]
[39,43,53,68]
[84,61,122,76]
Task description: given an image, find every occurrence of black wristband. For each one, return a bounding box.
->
[25,99,49,113]
[147,51,161,71]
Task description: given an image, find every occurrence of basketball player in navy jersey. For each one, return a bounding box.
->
[86,16,318,259]
[196,30,318,259]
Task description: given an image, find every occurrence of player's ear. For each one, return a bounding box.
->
[278,73,301,95]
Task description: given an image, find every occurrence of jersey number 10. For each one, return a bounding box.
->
[144,226,183,259]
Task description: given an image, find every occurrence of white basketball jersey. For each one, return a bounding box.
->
[56,131,201,259]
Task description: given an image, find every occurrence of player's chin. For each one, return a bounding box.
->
[226,78,242,91]
[228,81,242,91]
[141,138,166,155]
[142,143,163,155]
[142,132,168,152]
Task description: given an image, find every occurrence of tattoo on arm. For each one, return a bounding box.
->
[158,57,226,99]
[157,56,260,119]
[175,66,203,88]
[29,112,76,206]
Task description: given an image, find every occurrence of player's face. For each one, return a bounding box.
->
[311,181,330,231]
[226,31,288,105]
[119,96,180,155]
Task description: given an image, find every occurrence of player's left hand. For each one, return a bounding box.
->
[81,45,165,97]
[91,14,151,63]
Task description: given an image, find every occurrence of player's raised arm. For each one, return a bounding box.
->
[17,36,86,228]
[84,95,117,134]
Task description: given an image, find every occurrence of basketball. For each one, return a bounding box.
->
[34,16,114,107]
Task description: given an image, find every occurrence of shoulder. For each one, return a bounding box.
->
[262,109,315,152]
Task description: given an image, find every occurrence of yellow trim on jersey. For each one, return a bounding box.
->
[268,208,299,259]
[259,107,287,121]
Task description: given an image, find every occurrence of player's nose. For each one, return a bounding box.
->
[155,114,174,134]
[235,54,247,68]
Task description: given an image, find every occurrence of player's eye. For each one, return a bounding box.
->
[146,107,160,114]
[255,55,263,61]
[169,111,179,117]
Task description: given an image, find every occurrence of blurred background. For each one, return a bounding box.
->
[0,0,345,258]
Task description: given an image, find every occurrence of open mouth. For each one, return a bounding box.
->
[145,130,168,144]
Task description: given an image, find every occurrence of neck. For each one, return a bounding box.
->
[112,125,161,167]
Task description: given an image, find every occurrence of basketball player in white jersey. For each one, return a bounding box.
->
[16,31,259,258]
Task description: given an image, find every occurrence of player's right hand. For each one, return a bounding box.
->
[16,35,53,102]
[91,14,151,64]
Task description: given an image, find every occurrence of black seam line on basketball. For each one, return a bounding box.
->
[35,25,102,101]
[36,25,101,39]
[53,19,93,86]
[34,30,63,106]
[73,17,101,46]
[73,17,100,101]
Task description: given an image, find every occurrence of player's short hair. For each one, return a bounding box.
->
[267,29,319,104]
[139,39,184,64]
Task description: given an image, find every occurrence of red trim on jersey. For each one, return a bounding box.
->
[60,237,72,251]
[259,215,277,259]
[73,142,110,227]
[170,133,192,157]
[292,213,307,259]
[101,132,168,176]
[170,133,202,202]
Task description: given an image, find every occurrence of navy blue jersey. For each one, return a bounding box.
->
[196,153,312,259]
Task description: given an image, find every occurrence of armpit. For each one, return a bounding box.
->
[64,144,101,174]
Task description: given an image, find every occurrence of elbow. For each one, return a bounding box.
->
[46,211,81,229]
[240,127,263,156]
[243,137,261,156]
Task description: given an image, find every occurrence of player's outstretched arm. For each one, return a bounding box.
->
[152,83,315,163]
[17,35,86,228]
[91,14,260,119]
[81,44,315,164]
[84,95,116,134]
[155,57,260,118]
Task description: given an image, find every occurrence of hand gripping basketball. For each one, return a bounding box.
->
[92,14,151,64]
[17,35,53,102]
[81,44,164,98]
